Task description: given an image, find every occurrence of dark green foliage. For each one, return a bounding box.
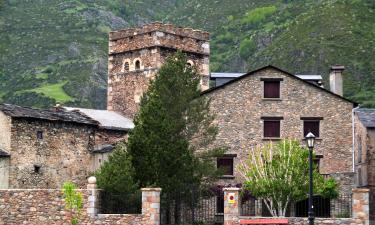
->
[0,0,374,108]
[95,142,138,195]
[127,52,225,195]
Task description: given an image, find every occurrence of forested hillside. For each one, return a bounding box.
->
[0,0,374,108]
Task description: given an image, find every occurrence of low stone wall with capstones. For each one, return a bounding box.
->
[0,178,161,225]
[237,217,363,225]
[223,187,370,225]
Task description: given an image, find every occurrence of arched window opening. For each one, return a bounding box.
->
[124,62,130,72]
[135,60,141,70]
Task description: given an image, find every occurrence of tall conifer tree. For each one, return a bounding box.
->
[128,52,224,195]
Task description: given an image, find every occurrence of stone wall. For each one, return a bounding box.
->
[204,67,354,185]
[109,22,210,54]
[107,23,210,119]
[354,113,370,187]
[0,111,11,151]
[0,157,9,188]
[8,118,96,188]
[94,129,127,146]
[224,187,370,225]
[0,178,161,225]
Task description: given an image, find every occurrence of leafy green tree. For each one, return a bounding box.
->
[238,140,338,217]
[127,51,225,195]
[62,182,83,225]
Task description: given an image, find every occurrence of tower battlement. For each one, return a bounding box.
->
[109,22,210,56]
[109,22,210,41]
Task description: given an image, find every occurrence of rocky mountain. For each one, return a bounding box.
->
[0,0,374,109]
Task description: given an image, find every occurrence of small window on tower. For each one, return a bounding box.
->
[37,131,43,140]
[135,60,141,70]
[124,62,130,72]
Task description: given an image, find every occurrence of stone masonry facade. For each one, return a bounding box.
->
[8,118,96,189]
[0,112,127,188]
[107,22,210,119]
[203,66,355,190]
[0,178,161,225]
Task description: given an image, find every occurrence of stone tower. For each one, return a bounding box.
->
[107,22,210,119]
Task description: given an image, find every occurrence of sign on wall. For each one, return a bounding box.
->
[228,193,235,204]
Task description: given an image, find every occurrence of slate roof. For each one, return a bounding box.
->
[211,72,323,81]
[64,107,134,131]
[0,148,10,157]
[211,72,245,78]
[295,75,323,81]
[0,104,99,126]
[204,65,357,106]
[356,109,375,128]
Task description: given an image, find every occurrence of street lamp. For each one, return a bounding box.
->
[305,132,315,225]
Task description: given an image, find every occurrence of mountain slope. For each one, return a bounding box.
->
[0,0,374,108]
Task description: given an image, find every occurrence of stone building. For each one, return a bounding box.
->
[0,104,133,188]
[107,22,210,119]
[202,65,357,191]
[0,22,362,197]
[354,109,375,221]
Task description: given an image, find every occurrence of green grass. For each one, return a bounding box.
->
[35,73,49,79]
[20,81,73,103]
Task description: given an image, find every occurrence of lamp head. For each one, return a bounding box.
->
[305,132,316,148]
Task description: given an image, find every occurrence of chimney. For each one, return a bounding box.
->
[329,65,345,96]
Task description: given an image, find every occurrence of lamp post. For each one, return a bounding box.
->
[305,132,316,225]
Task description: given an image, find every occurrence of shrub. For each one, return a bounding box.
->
[239,38,256,59]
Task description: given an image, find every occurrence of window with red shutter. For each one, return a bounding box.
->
[303,120,320,137]
[264,120,280,138]
[217,157,234,176]
[264,81,280,98]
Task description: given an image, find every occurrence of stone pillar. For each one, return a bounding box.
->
[87,176,99,218]
[142,188,161,225]
[352,188,370,225]
[223,187,240,225]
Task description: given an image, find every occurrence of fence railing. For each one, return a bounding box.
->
[160,188,224,225]
[239,195,352,218]
[99,191,141,214]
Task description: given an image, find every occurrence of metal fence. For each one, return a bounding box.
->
[99,191,142,214]
[240,195,352,218]
[160,188,224,225]
[294,195,352,218]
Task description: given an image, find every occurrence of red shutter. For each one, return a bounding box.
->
[264,81,280,98]
[264,121,280,137]
[304,121,320,137]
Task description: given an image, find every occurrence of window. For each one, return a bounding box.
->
[262,117,282,138]
[34,165,41,173]
[313,155,323,173]
[217,157,234,176]
[37,131,43,140]
[124,62,129,72]
[135,60,141,70]
[261,78,283,98]
[303,120,320,137]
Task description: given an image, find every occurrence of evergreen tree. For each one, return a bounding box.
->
[128,52,225,195]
